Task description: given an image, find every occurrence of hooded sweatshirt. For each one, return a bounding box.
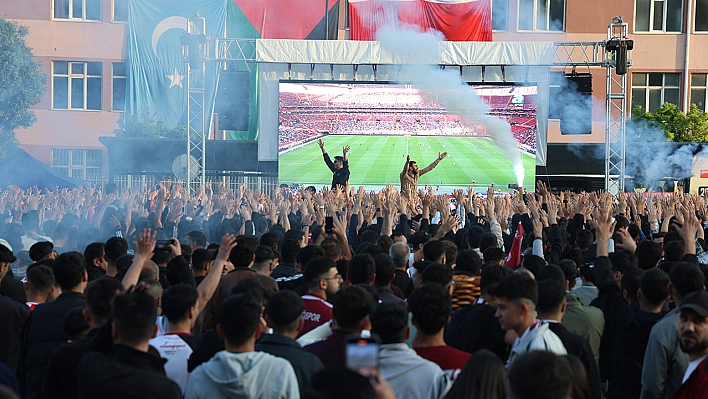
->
[185,350,299,399]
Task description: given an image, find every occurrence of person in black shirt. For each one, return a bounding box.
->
[445,265,512,361]
[318,139,350,190]
[256,290,324,397]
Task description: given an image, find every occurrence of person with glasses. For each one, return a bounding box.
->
[300,257,342,337]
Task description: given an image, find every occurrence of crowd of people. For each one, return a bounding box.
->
[1,179,708,399]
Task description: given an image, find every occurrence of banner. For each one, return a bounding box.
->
[126,0,227,128]
[229,0,339,40]
[225,0,340,140]
[349,0,491,42]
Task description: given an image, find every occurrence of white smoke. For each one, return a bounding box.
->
[376,27,526,187]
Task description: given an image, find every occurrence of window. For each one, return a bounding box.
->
[635,0,683,32]
[697,0,708,31]
[691,74,708,112]
[631,73,680,112]
[112,62,126,111]
[518,0,565,31]
[113,0,128,22]
[53,0,101,21]
[52,149,103,181]
[492,0,509,31]
[53,61,102,110]
[548,72,564,119]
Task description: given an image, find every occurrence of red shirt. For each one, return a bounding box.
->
[300,292,332,337]
[415,345,472,382]
[674,359,708,399]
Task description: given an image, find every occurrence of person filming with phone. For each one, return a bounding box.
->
[318,139,350,190]
[152,235,196,289]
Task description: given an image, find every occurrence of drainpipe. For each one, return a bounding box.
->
[683,0,693,113]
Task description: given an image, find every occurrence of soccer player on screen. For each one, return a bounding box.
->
[318,139,350,190]
[400,152,447,194]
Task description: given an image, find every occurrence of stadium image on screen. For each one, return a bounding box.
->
[278,82,537,190]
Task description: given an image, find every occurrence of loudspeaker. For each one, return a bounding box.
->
[216,71,250,131]
[560,74,593,135]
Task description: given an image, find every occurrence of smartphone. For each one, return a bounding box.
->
[325,216,334,234]
[345,334,380,378]
[155,239,172,252]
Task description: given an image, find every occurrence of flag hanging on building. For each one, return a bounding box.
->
[229,0,339,39]
[126,0,227,128]
[349,0,491,42]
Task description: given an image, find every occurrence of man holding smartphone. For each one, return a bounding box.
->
[318,139,350,190]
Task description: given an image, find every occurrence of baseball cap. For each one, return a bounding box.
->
[334,156,344,162]
[680,291,708,318]
[0,238,12,252]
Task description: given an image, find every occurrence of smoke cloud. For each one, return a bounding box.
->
[376,27,526,186]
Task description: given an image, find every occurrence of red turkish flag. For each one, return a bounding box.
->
[505,221,524,268]
[349,0,491,42]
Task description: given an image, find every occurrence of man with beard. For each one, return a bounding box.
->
[673,291,708,399]
[318,139,350,190]
[400,152,447,195]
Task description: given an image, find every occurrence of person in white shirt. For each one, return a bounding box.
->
[490,273,566,367]
[146,234,237,393]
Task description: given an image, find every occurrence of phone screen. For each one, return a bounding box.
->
[325,216,334,233]
[345,337,379,378]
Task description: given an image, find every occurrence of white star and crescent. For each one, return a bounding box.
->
[165,68,185,88]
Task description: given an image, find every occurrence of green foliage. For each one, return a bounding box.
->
[632,103,708,142]
[0,18,48,159]
[114,112,187,139]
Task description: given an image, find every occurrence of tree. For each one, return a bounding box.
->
[113,112,187,139]
[0,18,47,159]
[632,103,708,142]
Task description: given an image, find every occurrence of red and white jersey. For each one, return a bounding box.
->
[300,292,333,337]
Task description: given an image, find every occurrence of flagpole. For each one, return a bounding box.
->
[325,0,329,39]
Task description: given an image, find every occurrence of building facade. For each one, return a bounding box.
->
[3,0,708,182]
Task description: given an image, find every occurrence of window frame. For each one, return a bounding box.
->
[517,0,566,32]
[633,0,684,33]
[696,0,708,32]
[112,62,126,111]
[111,0,128,23]
[52,60,103,111]
[51,0,102,22]
[630,72,681,113]
[51,148,104,181]
[492,0,509,32]
[690,73,708,112]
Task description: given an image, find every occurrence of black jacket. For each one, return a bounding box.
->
[20,291,86,399]
[0,294,30,375]
[392,269,413,298]
[86,264,105,282]
[1,277,27,304]
[158,255,196,289]
[586,256,634,382]
[606,310,665,399]
[187,330,224,372]
[255,333,324,397]
[40,330,94,399]
[445,301,508,361]
[77,344,181,399]
[547,322,602,399]
[323,153,350,189]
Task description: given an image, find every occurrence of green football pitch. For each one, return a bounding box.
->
[278,135,536,189]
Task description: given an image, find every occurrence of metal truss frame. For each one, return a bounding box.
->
[186,19,629,193]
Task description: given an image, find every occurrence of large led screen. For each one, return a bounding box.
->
[278,82,537,189]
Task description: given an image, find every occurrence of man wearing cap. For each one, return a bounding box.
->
[318,139,350,190]
[673,291,708,399]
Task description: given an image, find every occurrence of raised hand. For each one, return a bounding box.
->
[438,152,448,161]
[318,139,325,150]
[343,145,350,155]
